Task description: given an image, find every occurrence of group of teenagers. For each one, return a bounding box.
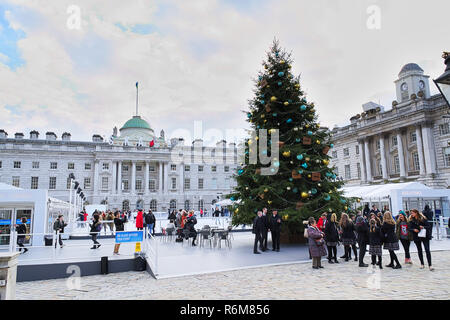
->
[306,207,435,271]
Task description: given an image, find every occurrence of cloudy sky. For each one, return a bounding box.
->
[0,0,449,145]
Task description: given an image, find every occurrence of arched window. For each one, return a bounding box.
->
[169,199,177,210]
[184,200,190,210]
[198,199,204,210]
[122,200,130,211]
[150,200,157,211]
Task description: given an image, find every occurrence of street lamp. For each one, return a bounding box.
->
[434,52,450,110]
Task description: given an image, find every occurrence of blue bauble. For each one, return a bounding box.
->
[286,118,293,124]
[238,169,244,175]
[295,138,301,143]
[326,172,332,177]
[288,99,292,103]
[311,188,317,194]
[324,195,331,201]
[260,100,265,105]
[340,199,346,204]
[258,76,263,81]
[289,178,293,182]
[277,81,282,86]
[247,113,251,118]
[293,188,298,193]
[307,131,313,136]
[275,52,279,57]
[257,125,260,129]
[332,174,336,179]
[278,71,284,77]
[230,197,235,201]
[272,113,277,117]
[330,144,334,148]
[296,154,304,160]
[300,105,307,111]
[298,169,303,174]
[302,163,308,169]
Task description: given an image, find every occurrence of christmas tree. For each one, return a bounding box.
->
[228,40,348,239]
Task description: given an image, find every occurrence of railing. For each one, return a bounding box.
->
[145,233,158,276]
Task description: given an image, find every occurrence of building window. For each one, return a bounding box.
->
[85,163,91,170]
[211,165,217,172]
[332,151,337,159]
[123,180,129,191]
[136,165,142,172]
[68,163,75,170]
[439,123,450,135]
[211,178,218,189]
[184,200,190,210]
[443,147,450,167]
[198,165,204,172]
[14,161,21,169]
[378,161,383,176]
[171,178,177,190]
[12,176,20,188]
[198,199,204,211]
[343,148,349,157]
[357,163,361,179]
[122,200,130,211]
[122,165,129,172]
[49,177,56,189]
[355,145,359,155]
[185,165,190,172]
[393,156,400,174]
[84,178,91,189]
[198,178,204,189]
[136,179,142,191]
[410,132,417,143]
[50,162,57,170]
[31,161,39,169]
[169,200,177,210]
[171,164,177,171]
[149,179,156,191]
[149,165,155,172]
[31,177,38,189]
[344,165,351,180]
[375,140,380,151]
[224,166,229,172]
[391,136,398,147]
[103,163,109,170]
[102,177,109,190]
[184,178,190,190]
[150,200,157,211]
[67,178,72,189]
[412,152,420,171]
[0,161,2,169]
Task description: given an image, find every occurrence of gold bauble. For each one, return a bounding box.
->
[301,192,309,199]
[284,101,289,106]
[248,139,253,145]
[280,60,285,64]
[283,214,289,220]
[323,159,330,165]
[255,136,259,140]
[261,114,265,118]
[235,208,239,213]
[344,206,348,210]
[270,96,277,102]
[305,157,310,162]
[264,120,267,123]
[316,140,321,144]
[295,83,300,88]
[308,174,311,178]
[267,200,272,204]
[282,151,291,157]
[305,124,310,128]
[264,188,268,192]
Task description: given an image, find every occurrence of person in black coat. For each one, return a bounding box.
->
[381,211,401,269]
[339,213,358,262]
[363,204,371,219]
[16,217,28,254]
[144,210,156,237]
[113,211,125,255]
[368,218,383,269]
[260,208,269,252]
[408,209,433,270]
[253,211,264,254]
[183,214,198,246]
[324,213,339,263]
[90,213,101,249]
[269,210,282,252]
[355,214,369,267]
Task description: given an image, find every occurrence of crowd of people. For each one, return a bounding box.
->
[306,206,436,271]
[252,208,282,254]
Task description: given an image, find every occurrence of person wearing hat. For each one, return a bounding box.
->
[396,210,413,264]
[53,214,67,248]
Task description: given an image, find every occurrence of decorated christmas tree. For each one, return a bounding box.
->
[228,40,349,240]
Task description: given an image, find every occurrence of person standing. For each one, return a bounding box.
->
[408,209,433,271]
[339,213,357,262]
[368,218,383,269]
[113,211,125,255]
[144,210,156,237]
[307,217,327,269]
[16,217,28,254]
[324,213,339,264]
[136,210,144,231]
[53,214,67,248]
[90,213,101,249]
[261,208,269,252]
[106,211,115,235]
[396,211,413,264]
[317,212,327,232]
[381,211,401,269]
[355,213,369,267]
[363,204,371,219]
[269,210,282,252]
[252,211,264,254]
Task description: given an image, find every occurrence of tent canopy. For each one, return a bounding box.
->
[215,199,240,206]
[0,182,22,190]
[342,182,432,200]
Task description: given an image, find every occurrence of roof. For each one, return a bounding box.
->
[399,63,424,76]
[120,116,151,130]
[0,182,22,190]
[342,182,432,199]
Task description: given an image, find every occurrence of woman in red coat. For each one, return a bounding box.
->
[136,210,144,230]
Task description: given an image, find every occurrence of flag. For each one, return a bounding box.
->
[149,140,154,147]
[136,82,138,88]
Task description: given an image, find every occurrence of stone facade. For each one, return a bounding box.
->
[330,63,450,188]
[0,116,239,212]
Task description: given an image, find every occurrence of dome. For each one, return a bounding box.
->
[120,116,151,131]
[399,63,423,76]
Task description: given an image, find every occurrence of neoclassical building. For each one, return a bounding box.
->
[330,63,450,189]
[0,115,239,212]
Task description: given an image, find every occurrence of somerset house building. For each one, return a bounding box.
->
[330,63,450,189]
[0,114,239,212]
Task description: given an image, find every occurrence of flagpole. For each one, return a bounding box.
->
[136,82,139,116]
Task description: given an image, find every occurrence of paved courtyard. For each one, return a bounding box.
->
[16,250,450,300]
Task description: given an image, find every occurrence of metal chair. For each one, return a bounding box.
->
[181,229,193,246]
[200,229,213,248]
[217,230,231,248]
[227,225,234,240]
[165,227,175,242]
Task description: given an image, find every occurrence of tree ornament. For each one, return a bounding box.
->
[287,187,291,190]
[278,81,282,86]
[311,188,317,194]
[267,200,272,204]
[280,60,285,64]
[278,71,284,77]
[277,141,285,147]
[247,112,252,118]
[235,208,239,213]
[307,131,313,136]
[260,79,268,87]
[301,192,308,199]
[294,127,298,131]
[323,159,330,165]
[305,157,310,162]
[282,151,291,157]
[295,138,301,143]
[300,105,307,111]
[283,214,289,220]
[270,96,277,102]
[302,163,308,169]
[316,140,321,144]
[303,137,312,145]
[311,172,321,181]
[286,118,293,123]
[315,159,320,164]
[238,169,244,175]
[264,188,268,192]
[248,139,253,145]
[261,114,265,118]
[305,124,310,128]
[272,113,277,117]
[308,174,311,178]
[296,154,304,160]
[324,194,331,201]
[298,169,304,174]
[284,101,289,106]
[260,100,265,105]
[322,146,330,155]
[293,188,298,193]
[330,144,334,148]
[292,170,302,179]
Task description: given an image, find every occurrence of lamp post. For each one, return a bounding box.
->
[434,52,450,110]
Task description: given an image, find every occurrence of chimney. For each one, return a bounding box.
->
[30,130,39,139]
[0,130,7,139]
[46,132,57,141]
[14,132,24,139]
[92,134,103,142]
[62,132,71,141]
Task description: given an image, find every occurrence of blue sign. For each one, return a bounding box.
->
[115,231,143,243]
[0,220,11,225]
[16,219,31,225]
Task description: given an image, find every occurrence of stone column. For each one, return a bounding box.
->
[93,160,99,195]
[358,139,367,183]
[379,134,388,180]
[397,131,406,179]
[131,161,136,194]
[364,138,372,182]
[421,122,437,175]
[180,163,184,193]
[117,161,122,195]
[144,161,149,194]
[159,161,163,194]
[415,124,426,176]
[0,252,20,300]
[164,162,169,192]
[112,161,117,194]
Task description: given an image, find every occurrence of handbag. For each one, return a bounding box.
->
[418,228,427,238]
[315,238,325,246]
